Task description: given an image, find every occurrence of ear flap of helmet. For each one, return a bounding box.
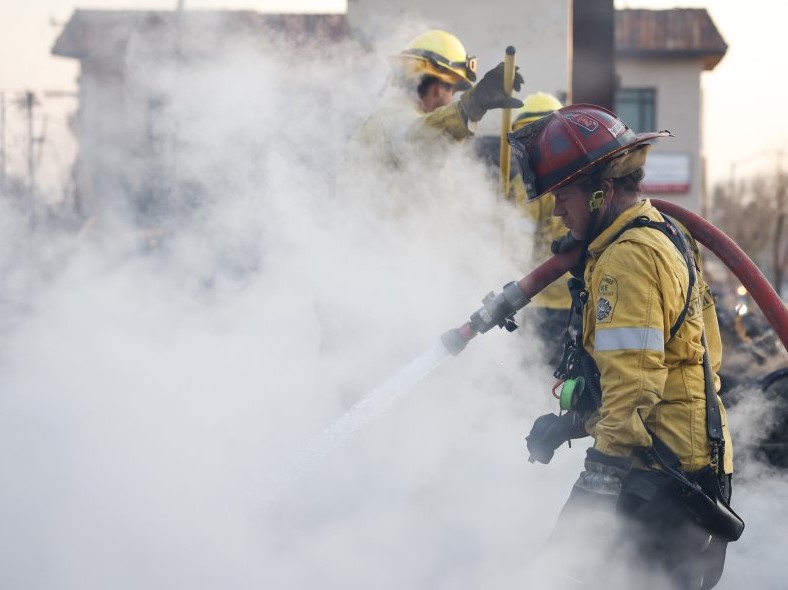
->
[602,144,651,179]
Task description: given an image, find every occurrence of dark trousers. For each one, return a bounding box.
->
[536,469,732,589]
[618,469,731,589]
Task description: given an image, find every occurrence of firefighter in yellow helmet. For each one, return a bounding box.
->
[511,92,572,366]
[508,104,738,588]
[346,30,523,170]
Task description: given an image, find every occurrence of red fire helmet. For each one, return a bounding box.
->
[508,103,671,200]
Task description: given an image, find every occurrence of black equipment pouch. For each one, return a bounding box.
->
[639,433,744,543]
[681,467,743,542]
[660,464,744,542]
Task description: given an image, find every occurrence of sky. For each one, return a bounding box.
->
[614,0,788,185]
[1,0,788,187]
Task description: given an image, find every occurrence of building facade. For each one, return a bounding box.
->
[347,1,727,215]
[348,0,571,138]
[615,8,727,217]
[52,5,726,219]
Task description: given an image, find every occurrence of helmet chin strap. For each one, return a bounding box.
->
[566,188,606,278]
[585,184,642,249]
[582,188,606,246]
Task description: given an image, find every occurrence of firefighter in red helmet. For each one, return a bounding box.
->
[509,104,739,588]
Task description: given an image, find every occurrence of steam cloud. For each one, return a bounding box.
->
[0,14,783,589]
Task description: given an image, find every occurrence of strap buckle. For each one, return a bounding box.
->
[709,440,724,475]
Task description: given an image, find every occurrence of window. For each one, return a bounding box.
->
[615,88,656,132]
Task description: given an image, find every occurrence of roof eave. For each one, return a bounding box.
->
[617,49,726,71]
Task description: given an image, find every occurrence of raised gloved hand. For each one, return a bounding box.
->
[526,411,587,464]
[460,62,524,122]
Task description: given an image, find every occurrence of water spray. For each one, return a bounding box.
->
[274,201,788,499]
[264,342,451,506]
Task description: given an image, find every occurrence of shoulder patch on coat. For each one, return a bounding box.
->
[687,284,715,320]
[597,275,618,323]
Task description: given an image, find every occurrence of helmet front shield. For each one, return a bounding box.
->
[507,115,553,200]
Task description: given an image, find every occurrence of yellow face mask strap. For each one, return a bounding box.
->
[589,190,604,212]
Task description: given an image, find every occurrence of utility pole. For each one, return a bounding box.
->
[175,0,185,59]
[0,91,5,195]
[572,0,616,109]
[26,90,35,208]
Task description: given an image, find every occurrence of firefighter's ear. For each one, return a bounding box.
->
[602,178,616,201]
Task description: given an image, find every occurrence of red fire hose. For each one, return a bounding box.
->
[652,199,788,351]
[443,200,788,354]
[441,248,580,354]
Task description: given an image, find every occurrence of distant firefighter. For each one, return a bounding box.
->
[345,29,522,170]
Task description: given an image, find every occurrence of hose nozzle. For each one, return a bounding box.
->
[441,282,530,356]
[469,281,530,334]
[440,323,476,356]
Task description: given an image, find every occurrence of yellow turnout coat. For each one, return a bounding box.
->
[583,199,733,474]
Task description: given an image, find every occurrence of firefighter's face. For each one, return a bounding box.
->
[422,82,457,113]
[437,84,458,107]
[552,183,593,240]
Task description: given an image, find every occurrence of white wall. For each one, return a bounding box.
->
[616,57,705,214]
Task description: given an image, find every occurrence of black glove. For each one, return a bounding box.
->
[526,412,586,464]
[551,231,582,255]
[460,62,524,122]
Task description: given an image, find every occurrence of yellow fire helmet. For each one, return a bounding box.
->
[389,29,477,90]
[512,92,563,131]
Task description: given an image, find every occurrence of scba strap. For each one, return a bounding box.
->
[640,215,725,468]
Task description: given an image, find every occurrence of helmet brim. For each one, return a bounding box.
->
[543,130,671,196]
[389,54,473,90]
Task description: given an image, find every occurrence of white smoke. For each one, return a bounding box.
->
[0,13,784,590]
